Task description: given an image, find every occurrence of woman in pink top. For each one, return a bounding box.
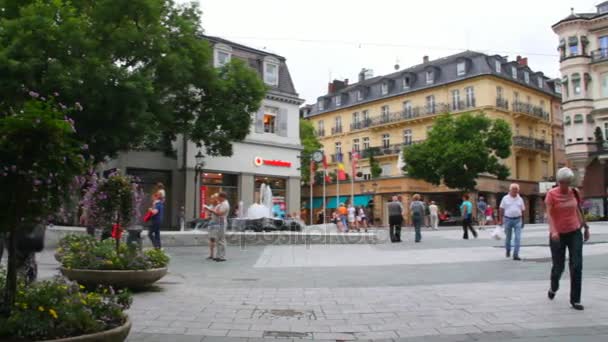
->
[545,167,589,311]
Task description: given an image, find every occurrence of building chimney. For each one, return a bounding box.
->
[516,55,528,67]
[328,79,348,94]
[423,55,429,64]
[358,68,367,82]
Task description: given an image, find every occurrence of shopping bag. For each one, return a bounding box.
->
[143,210,153,223]
[491,225,504,240]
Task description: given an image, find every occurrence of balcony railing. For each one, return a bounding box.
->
[315,129,325,137]
[366,104,450,129]
[513,136,551,153]
[350,119,372,131]
[360,141,424,158]
[591,48,608,63]
[496,97,509,110]
[331,126,343,134]
[330,153,344,163]
[512,101,549,121]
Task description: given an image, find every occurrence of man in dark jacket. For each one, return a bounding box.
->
[388,196,405,242]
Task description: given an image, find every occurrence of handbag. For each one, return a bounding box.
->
[143,210,154,223]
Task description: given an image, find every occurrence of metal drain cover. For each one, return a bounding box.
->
[263,331,311,338]
[252,308,317,320]
[231,278,259,282]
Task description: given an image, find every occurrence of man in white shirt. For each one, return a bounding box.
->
[205,192,230,262]
[429,201,439,230]
[499,183,526,260]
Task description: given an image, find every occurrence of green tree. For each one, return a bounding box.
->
[0,0,266,160]
[368,148,382,179]
[594,126,604,149]
[403,113,512,190]
[300,119,322,184]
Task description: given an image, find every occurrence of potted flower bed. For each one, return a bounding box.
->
[56,234,169,289]
[0,269,132,342]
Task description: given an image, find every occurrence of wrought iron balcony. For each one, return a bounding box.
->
[513,135,551,153]
[512,101,549,121]
[350,119,371,131]
[331,126,343,134]
[359,141,424,158]
[591,48,608,63]
[315,129,325,137]
[496,97,509,110]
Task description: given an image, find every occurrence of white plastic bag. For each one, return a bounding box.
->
[491,225,504,240]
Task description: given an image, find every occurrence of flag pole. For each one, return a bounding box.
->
[351,150,355,206]
[322,169,326,225]
[309,160,314,225]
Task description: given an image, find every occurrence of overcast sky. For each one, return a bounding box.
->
[188,0,597,104]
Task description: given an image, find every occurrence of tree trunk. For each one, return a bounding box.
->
[1,229,17,317]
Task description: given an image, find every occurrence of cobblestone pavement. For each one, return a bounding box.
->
[36,222,608,341]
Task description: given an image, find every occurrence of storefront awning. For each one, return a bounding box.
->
[311,195,372,209]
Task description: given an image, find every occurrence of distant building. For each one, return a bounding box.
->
[105,36,304,227]
[552,4,608,218]
[305,51,561,225]
[299,104,313,119]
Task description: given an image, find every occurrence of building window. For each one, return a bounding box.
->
[335,116,342,130]
[363,137,370,150]
[572,73,581,95]
[357,89,363,101]
[573,114,583,124]
[352,112,360,125]
[528,126,533,138]
[403,76,411,89]
[335,142,342,154]
[353,138,360,152]
[381,82,389,95]
[497,86,503,99]
[524,71,530,84]
[564,116,571,125]
[318,99,324,111]
[382,133,390,148]
[403,101,413,117]
[317,120,324,135]
[335,95,341,107]
[555,82,562,94]
[515,123,520,136]
[457,61,466,76]
[542,160,549,178]
[512,66,518,79]
[426,70,434,84]
[263,106,278,133]
[465,87,475,107]
[569,36,579,56]
[362,110,369,123]
[214,44,232,67]
[451,89,460,111]
[538,77,543,88]
[495,60,501,73]
[381,105,390,121]
[403,129,412,145]
[426,95,436,114]
[540,100,545,111]
[541,129,546,141]
[601,73,608,98]
[263,57,279,86]
[514,91,519,101]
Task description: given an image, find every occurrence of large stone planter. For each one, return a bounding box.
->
[60,267,168,289]
[38,316,131,342]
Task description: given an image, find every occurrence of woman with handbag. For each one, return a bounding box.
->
[545,167,589,311]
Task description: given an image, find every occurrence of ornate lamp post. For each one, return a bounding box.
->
[194,150,205,219]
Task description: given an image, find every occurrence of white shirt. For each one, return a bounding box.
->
[429,204,438,216]
[500,194,525,218]
[216,200,230,225]
[347,207,356,217]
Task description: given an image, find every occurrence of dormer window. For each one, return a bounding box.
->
[381,82,389,95]
[402,76,411,89]
[318,99,324,111]
[263,56,279,86]
[457,61,466,76]
[599,3,608,13]
[357,89,364,101]
[214,43,232,67]
[426,70,434,84]
[538,77,543,88]
[335,95,341,107]
[524,71,530,84]
[555,82,562,94]
[511,67,518,79]
[495,60,501,73]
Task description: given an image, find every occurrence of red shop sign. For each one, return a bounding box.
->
[200,185,207,218]
[254,156,292,168]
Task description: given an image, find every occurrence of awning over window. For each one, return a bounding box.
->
[568,36,579,46]
[310,195,372,209]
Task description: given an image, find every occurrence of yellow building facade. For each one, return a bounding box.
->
[304,52,562,224]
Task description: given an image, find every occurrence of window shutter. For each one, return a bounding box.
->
[277,108,288,137]
[255,108,265,133]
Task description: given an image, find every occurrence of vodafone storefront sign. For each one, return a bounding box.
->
[254,156,291,168]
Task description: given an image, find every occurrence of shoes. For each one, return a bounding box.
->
[548,290,556,300]
[463,236,469,240]
[214,258,226,262]
[571,302,585,311]
[513,255,521,261]
[506,250,511,258]
[206,256,214,260]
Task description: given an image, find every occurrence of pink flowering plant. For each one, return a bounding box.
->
[0,94,85,315]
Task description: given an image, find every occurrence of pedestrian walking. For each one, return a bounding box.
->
[147,192,164,249]
[410,194,425,243]
[388,196,404,242]
[205,191,230,262]
[424,199,432,229]
[498,183,525,260]
[358,206,369,232]
[347,203,357,232]
[338,203,349,232]
[545,167,589,310]
[429,201,439,230]
[485,206,495,225]
[205,193,219,260]
[460,194,478,239]
[477,196,488,229]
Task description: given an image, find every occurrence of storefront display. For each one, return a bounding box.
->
[254,176,287,218]
[201,173,239,217]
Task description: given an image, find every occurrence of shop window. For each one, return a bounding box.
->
[201,172,239,218]
[254,176,287,218]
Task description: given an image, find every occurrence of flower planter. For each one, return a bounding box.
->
[60,267,168,289]
[39,316,131,342]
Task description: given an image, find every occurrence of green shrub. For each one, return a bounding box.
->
[56,234,169,270]
[0,270,132,341]
[584,213,602,222]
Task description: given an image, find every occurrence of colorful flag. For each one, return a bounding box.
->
[351,150,360,176]
[322,154,331,183]
[310,160,316,185]
[337,152,347,181]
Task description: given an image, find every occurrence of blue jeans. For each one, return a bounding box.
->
[412,215,422,242]
[341,216,348,232]
[148,223,162,249]
[504,217,522,256]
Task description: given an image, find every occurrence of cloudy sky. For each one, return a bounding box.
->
[188,0,597,104]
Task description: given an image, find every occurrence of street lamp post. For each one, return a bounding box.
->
[194,150,205,219]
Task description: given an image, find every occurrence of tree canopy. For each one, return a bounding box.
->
[299,119,322,184]
[402,113,512,190]
[0,0,266,160]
